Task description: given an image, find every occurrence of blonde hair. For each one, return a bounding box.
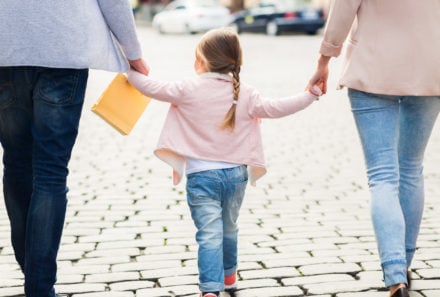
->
[196,28,242,130]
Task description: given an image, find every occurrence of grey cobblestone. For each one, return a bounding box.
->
[1,26,439,297]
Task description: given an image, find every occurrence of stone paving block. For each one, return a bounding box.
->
[158,275,198,287]
[300,263,362,276]
[426,260,440,267]
[55,283,106,295]
[415,268,440,279]
[238,246,277,255]
[262,256,342,269]
[112,260,181,272]
[109,280,155,291]
[276,243,340,254]
[72,292,134,297]
[240,267,301,280]
[0,286,24,297]
[97,238,162,249]
[313,248,371,258]
[412,280,440,290]
[141,266,198,280]
[78,233,136,244]
[0,278,23,287]
[359,261,382,271]
[282,274,354,286]
[57,274,85,284]
[304,279,383,295]
[0,254,17,265]
[57,250,85,261]
[58,263,110,275]
[164,285,200,296]
[337,292,386,297]
[59,242,96,252]
[143,245,188,254]
[423,290,440,297]
[137,251,197,262]
[77,256,131,266]
[85,271,139,283]
[85,247,141,258]
[235,285,303,297]
[136,286,185,297]
[236,278,279,289]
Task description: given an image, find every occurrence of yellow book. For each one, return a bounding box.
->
[92,73,150,135]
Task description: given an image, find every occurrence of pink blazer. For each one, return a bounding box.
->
[128,70,319,185]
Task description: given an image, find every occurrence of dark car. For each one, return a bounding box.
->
[229,0,326,36]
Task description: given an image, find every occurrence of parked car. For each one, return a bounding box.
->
[229,0,325,36]
[152,0,231,34]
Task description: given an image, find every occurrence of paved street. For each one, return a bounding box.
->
[0,26,439,297]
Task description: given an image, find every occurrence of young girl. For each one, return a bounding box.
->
[128,28,322,297]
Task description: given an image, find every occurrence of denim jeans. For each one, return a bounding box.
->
[0,66,88,297]
[348,89,440,287]
[186,165,248,293]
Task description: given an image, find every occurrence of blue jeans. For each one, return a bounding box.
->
[348,89,440,287]
[0,67,88,297]
[186,165,248,293]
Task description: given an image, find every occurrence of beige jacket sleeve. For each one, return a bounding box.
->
[319,0,362,57]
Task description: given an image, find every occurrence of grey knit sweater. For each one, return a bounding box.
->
[0,0,142,72]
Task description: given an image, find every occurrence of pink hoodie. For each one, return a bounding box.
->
[128,70,320,185]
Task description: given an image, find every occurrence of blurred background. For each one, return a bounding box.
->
[131,0,331,36]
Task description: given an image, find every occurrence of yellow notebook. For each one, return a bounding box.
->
[92,73,150,135]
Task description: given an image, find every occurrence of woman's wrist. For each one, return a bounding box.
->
[317,54,331,68]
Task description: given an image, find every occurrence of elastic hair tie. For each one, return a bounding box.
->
[232,100,238,105]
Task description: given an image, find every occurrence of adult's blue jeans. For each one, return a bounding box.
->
[348,89,440,287]
[186,165,248,293]
[0,66,88,297]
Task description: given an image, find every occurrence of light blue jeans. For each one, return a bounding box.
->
[186,165,248,293]
[0,67,88,297]
[348,89,440,287]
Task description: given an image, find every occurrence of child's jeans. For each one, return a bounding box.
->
[186,165,248,293]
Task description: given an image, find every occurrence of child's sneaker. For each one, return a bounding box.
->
[200,292,219,297]
[224,271,237,291]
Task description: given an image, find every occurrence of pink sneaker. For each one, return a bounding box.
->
[224,271,237,291]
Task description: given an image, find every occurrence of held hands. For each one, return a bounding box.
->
[128,58,150,75]
[309,83,324,97]
[306,54,331,96]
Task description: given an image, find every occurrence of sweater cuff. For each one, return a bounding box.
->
[319,40,343,58]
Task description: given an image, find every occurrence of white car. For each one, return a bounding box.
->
[152,0,232,34]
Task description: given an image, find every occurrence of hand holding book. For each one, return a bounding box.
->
[92,73,150,135]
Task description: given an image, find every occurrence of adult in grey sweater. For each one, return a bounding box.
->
[0,1,148,296]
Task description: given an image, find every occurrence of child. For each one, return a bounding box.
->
[127,27,322,297]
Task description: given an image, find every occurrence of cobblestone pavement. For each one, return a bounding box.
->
[1,26,439,297]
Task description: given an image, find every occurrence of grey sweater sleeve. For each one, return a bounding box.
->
[98,0,142,60]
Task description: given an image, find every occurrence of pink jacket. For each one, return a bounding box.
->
[128,70,319,185]
[321,0,440,96]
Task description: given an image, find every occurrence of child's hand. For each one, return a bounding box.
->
[129,58,149,75]
[308,83,323,97]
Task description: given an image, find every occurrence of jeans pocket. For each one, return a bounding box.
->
[0,69,16,109]
[36,68,87,105]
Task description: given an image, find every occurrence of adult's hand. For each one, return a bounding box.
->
[129,58,150,75]
[307,55,331,95]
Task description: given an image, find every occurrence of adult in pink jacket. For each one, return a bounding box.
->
[307,1,440,297]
